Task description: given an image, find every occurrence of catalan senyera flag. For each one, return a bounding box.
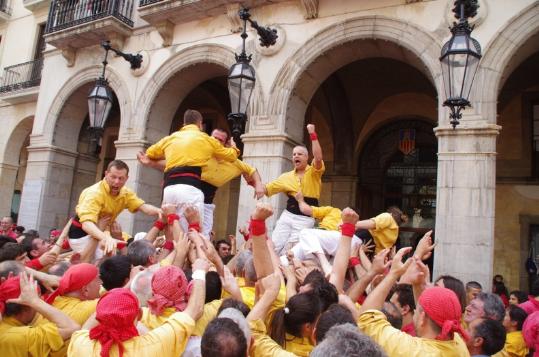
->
[398,128,416,155]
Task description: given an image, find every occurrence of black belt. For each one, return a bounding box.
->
[68,216,87,239]
[200,181,218,204]
[286,195,319,217]
[163,166,202,189]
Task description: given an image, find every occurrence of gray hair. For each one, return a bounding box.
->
[0,260,25,278]
[235,250,252,273]
[48,261,71,277]
[130,270,154,307]
[476,292,505,322]
[127,240,156,267]
[243,256,257,282]
[218,308,251,344]
[311,324,387,357]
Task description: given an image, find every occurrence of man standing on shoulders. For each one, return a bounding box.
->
[69,160,162,258]
[141,110,240,232]
[265,124,324,255]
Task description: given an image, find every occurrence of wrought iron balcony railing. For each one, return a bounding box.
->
[0,58,44,93]
[0,0,12,15]
[46,0,134,34]
[139,0,161,6]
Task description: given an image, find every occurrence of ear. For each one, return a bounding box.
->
[30,249,39,258]
[402,305,411,315]
[472,336,484,348]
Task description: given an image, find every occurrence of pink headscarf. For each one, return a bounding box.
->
[523,311,539,354]
[146,265,190,315]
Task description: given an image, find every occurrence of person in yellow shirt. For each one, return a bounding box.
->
[67,258,209,357]
[494,305,529,357]
[0,272,80,357]
[138,127,262,237]
[355,206,408,253]
[356,248,470,357]
[69,160,162,259]
[264,124,324,255]
[142,109,240,233]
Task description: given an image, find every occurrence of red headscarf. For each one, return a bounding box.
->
[419,286,469,341]
[89,288,140,357]
[147,265,190,315]
[0,276,21,314]
[46,263,98,304]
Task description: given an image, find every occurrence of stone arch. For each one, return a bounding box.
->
[267,15,442,141]
[477,2,539,123]
[136,44,265,143]
[41,65,131,152]
[3,115,34,166]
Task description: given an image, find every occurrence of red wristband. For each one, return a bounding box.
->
[153,220,166,230]
[349,257,360,268]
[188,222,201,232]
[309,132,318,141]
[249,218,266,237]
[167,214,180,225]
[117,241,127,249]
[163,240,174,251]
[341,223,355,237]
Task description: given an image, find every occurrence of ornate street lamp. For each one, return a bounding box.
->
[440,0,482,129]
[228,8,277,140]
[88,41,142,151]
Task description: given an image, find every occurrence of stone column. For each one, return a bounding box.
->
[236,133,299,233]
[0,163,19,217]
[18,145,77,236]
[433,121,500,291]
[114,140,163,235]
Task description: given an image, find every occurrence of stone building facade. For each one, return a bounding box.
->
[0,0,538,291]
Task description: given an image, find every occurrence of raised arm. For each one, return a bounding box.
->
[347,249,390,302]
[329,208,359,293]
[183,258,209,321]
[250,202,276,280]
[306,124,323,169]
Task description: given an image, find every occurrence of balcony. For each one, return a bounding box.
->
[0,58,44,104]
[0,0,12,22]
[138,0,290,46]
[23,0,52,12]
[44,0,135,65]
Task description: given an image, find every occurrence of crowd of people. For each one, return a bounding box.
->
[0,109,537,356]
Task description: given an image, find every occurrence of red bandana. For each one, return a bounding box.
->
[46,263,98,304]
[147,266,190,315]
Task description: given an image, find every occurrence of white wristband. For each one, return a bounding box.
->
[192,269,206,281]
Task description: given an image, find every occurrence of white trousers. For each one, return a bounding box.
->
[271,210,314,256]
[289,228,362,261]
[163,184,205,234]
[68,235,103,262]
[202,203,215,238]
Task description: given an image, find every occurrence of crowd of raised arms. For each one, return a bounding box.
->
[0,109,537,357]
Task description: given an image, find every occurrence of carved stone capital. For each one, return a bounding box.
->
[299,0,319,19]
[155,20,174,47]
[61,47,76,67]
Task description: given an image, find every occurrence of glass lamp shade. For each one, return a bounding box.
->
[227,60,256,116]
[88,78,114,130]
[440,28,482,108]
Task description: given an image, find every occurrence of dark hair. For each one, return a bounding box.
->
[21,235,41,258]
[507,305,528,331]
[0,260,25,278]
[127,240,156,267]
[99,255,132,291]
[300,270,338,311]
[4,302,25,317]
[476,292,505,322]
[509,290,528,304]
[269,292,322,347]
[381,301,403,330]
[387,206,407,226]
[48,261,71,277]
[107,160,129,175]
[15,226,25,234]
[0,242,25,262]
[218,298,251,317]
[473,319,506,355]
[466,281,482,290]
[183,109,203,126]
[493,282,509,297]
[436,275,466,313]
[0,235,15,249]
[215,240,231,250]
[206,271,222,304]
[23,229,39,239]
[315,304,356,343]
[393,284,416,312]
[201,317,247,357]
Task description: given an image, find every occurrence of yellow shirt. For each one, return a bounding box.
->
[357,310,470,357]
[369,213,399,253]
[0,316,65,357]
[76,180,145,224]
[312,206,341,231]
[265,162,325,199]
[202,158,256,188]
[494,331,529,357]
[249,319,298,357]
[67,311,195,357]
[284,334,313,356]
[52,296,98,326]
[146,124,239,172]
